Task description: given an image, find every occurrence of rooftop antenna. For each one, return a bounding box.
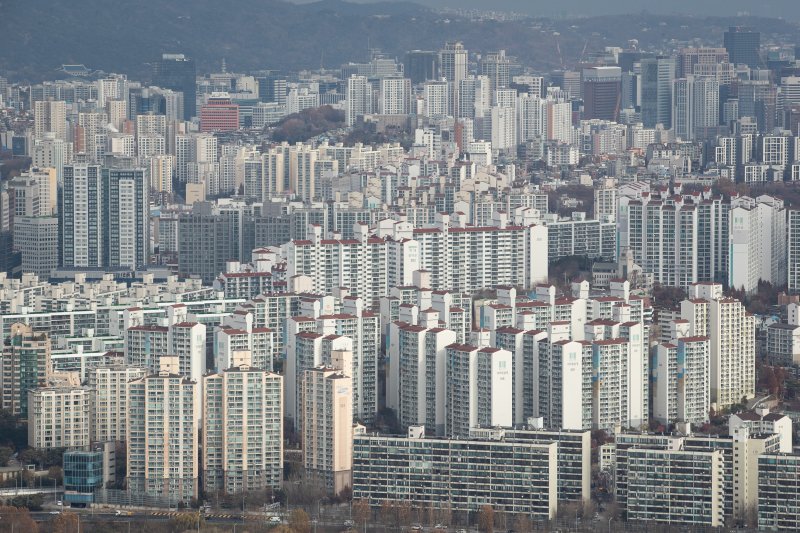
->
[221,57,227,73]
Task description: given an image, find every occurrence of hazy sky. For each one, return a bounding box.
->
[290,0,800,19]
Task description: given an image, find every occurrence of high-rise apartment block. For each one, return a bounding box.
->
[28,386,91,449]
[88,365,147,443]
[202,362,283,494]
[1,323,51,417]
[127,359,198,501]
[302,367,354,495]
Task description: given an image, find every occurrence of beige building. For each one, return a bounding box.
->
[127,358,198,501]
[202,357,283,494]
[28,386,90,449]
[88,365,148,443]
[302,366,353,495]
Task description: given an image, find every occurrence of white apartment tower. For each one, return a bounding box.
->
[346,75,373,127]
[445,344,513,437]
[88,365,148,443]
[28,386,91,449]
[729,195,786,293]
[202,362,283,494]
[127,359,199,501]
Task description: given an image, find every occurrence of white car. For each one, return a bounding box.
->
[269,516,282,524]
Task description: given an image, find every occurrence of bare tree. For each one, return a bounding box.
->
[513,513,531,533]
[478,505,495,533]
[352,498,371,526]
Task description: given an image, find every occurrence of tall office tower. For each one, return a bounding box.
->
[10,170,59,277]
[445,345,512,438]
[152,53,197,120]
[379,76,411,115]
[199,93,239,133]
[102,166,149,269]
[480,50,511,94]
[651,336,710,425]
[724,27,761,68]
[672,76,720,140]
[88,365,147,443]
[729,195,786,293]
[202,362,283,494]
[440,41,468,116]
[583,67,622,122]
[423,79,450,118]
[640,57,675,128]
[677,48,730,78]
[404,50,438,84]
[33,100,67,141]
[127,358,199,501]
[457,75,492,120]
[790,210,800,293]
[346,75,372,127]
[28,386,91,449]
[738,80,778,132]
[177,202,247,283]
[60,162,103,268]
[681,284,755,410]
[302,367,354,495]
[387,323,456,435]
[0,323,50,417]
[551,70,582,99]
[582,66,622,121]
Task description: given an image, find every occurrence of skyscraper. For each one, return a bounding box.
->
[127,358,199,501]
[640,57,676,128]
[672,76,720,141]
[404,51,438,84]
[302,367,354,495]
[60,161,103,268]
[202,361,283,494]
[582,66,622,122]
[102,166,149,269]
[724,27,761,68]
[199,93,239,132]
[346,75,372,127]
[480,50,511,94]
[152,53,197,120]
[439,41,468,83]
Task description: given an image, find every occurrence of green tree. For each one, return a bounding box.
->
[0,446,13,466]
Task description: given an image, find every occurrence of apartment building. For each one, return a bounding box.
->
[352,428,557,520]
[88,365,147,443]
[28,386,91,449]
[302,367,354,495]
[127,359,198,501]
[1,322,51,417]
[202,362,283,494]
